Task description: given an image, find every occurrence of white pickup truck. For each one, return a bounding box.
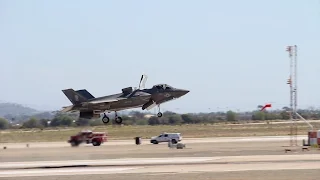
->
[150,132,182,144]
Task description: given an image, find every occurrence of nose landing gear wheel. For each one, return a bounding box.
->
[115,117,123,124]
[157,105,162,117]
[102,113,110,124]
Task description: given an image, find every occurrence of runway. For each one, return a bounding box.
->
[1,154,320,178]
[1,135,319,179]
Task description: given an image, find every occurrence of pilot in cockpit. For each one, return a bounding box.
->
[154,84,173,90]
[154,85,164,90]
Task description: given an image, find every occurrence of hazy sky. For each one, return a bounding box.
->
[1,0,320,113]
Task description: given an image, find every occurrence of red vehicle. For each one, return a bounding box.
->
[68,130,107,147]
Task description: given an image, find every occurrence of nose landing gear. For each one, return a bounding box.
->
[157,105,162,117]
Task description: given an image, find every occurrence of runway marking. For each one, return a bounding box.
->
[0,167,140,178]
[0,157,216,169]
[1,155,320,177]
[1,162,320,177]
[2,154,320,169]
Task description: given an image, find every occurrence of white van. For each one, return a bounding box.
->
[150,133,182,144]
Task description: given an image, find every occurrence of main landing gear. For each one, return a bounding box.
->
[157,105,162,118]
[101,111,123,124]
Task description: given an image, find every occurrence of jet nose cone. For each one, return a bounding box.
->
[176,89,190,97]
[182,90,190,95]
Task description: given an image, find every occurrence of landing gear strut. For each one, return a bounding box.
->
[157,105,162,118]
[101,111,123,124]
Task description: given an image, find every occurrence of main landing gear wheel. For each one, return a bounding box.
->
[115,117,123,124]
[101,112,123,125]
[114,111,123,124]
[102,113,110,124]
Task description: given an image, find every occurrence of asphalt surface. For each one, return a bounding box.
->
[1,135,320,179]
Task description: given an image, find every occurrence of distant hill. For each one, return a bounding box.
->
[0,103,39,116]
[0,102,55,122]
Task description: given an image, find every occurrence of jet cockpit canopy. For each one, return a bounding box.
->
[152,84,174,90]
[122,87,133,95]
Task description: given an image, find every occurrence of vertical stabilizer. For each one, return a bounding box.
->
[76,89,95,99]
[62,89,88,105]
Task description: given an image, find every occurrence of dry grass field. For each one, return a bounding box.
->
[1,121,319,143]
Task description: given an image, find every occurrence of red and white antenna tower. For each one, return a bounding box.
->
[286,45,298,146]
[286,45,314,146]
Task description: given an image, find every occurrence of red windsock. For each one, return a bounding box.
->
[261,103,271,111]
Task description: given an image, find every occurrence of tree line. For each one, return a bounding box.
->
[0,108,320,130]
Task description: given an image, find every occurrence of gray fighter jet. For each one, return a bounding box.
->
[60,75,189,124]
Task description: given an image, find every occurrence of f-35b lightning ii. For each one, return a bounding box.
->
[60,75,189,124]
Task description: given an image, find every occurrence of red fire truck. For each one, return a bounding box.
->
[68,130,107,147]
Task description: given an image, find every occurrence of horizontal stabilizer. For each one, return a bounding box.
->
[60,105,74,112]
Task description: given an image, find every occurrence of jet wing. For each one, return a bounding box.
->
[88,95,127,104]
[88,91,151,104]
[89,98,127,104]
